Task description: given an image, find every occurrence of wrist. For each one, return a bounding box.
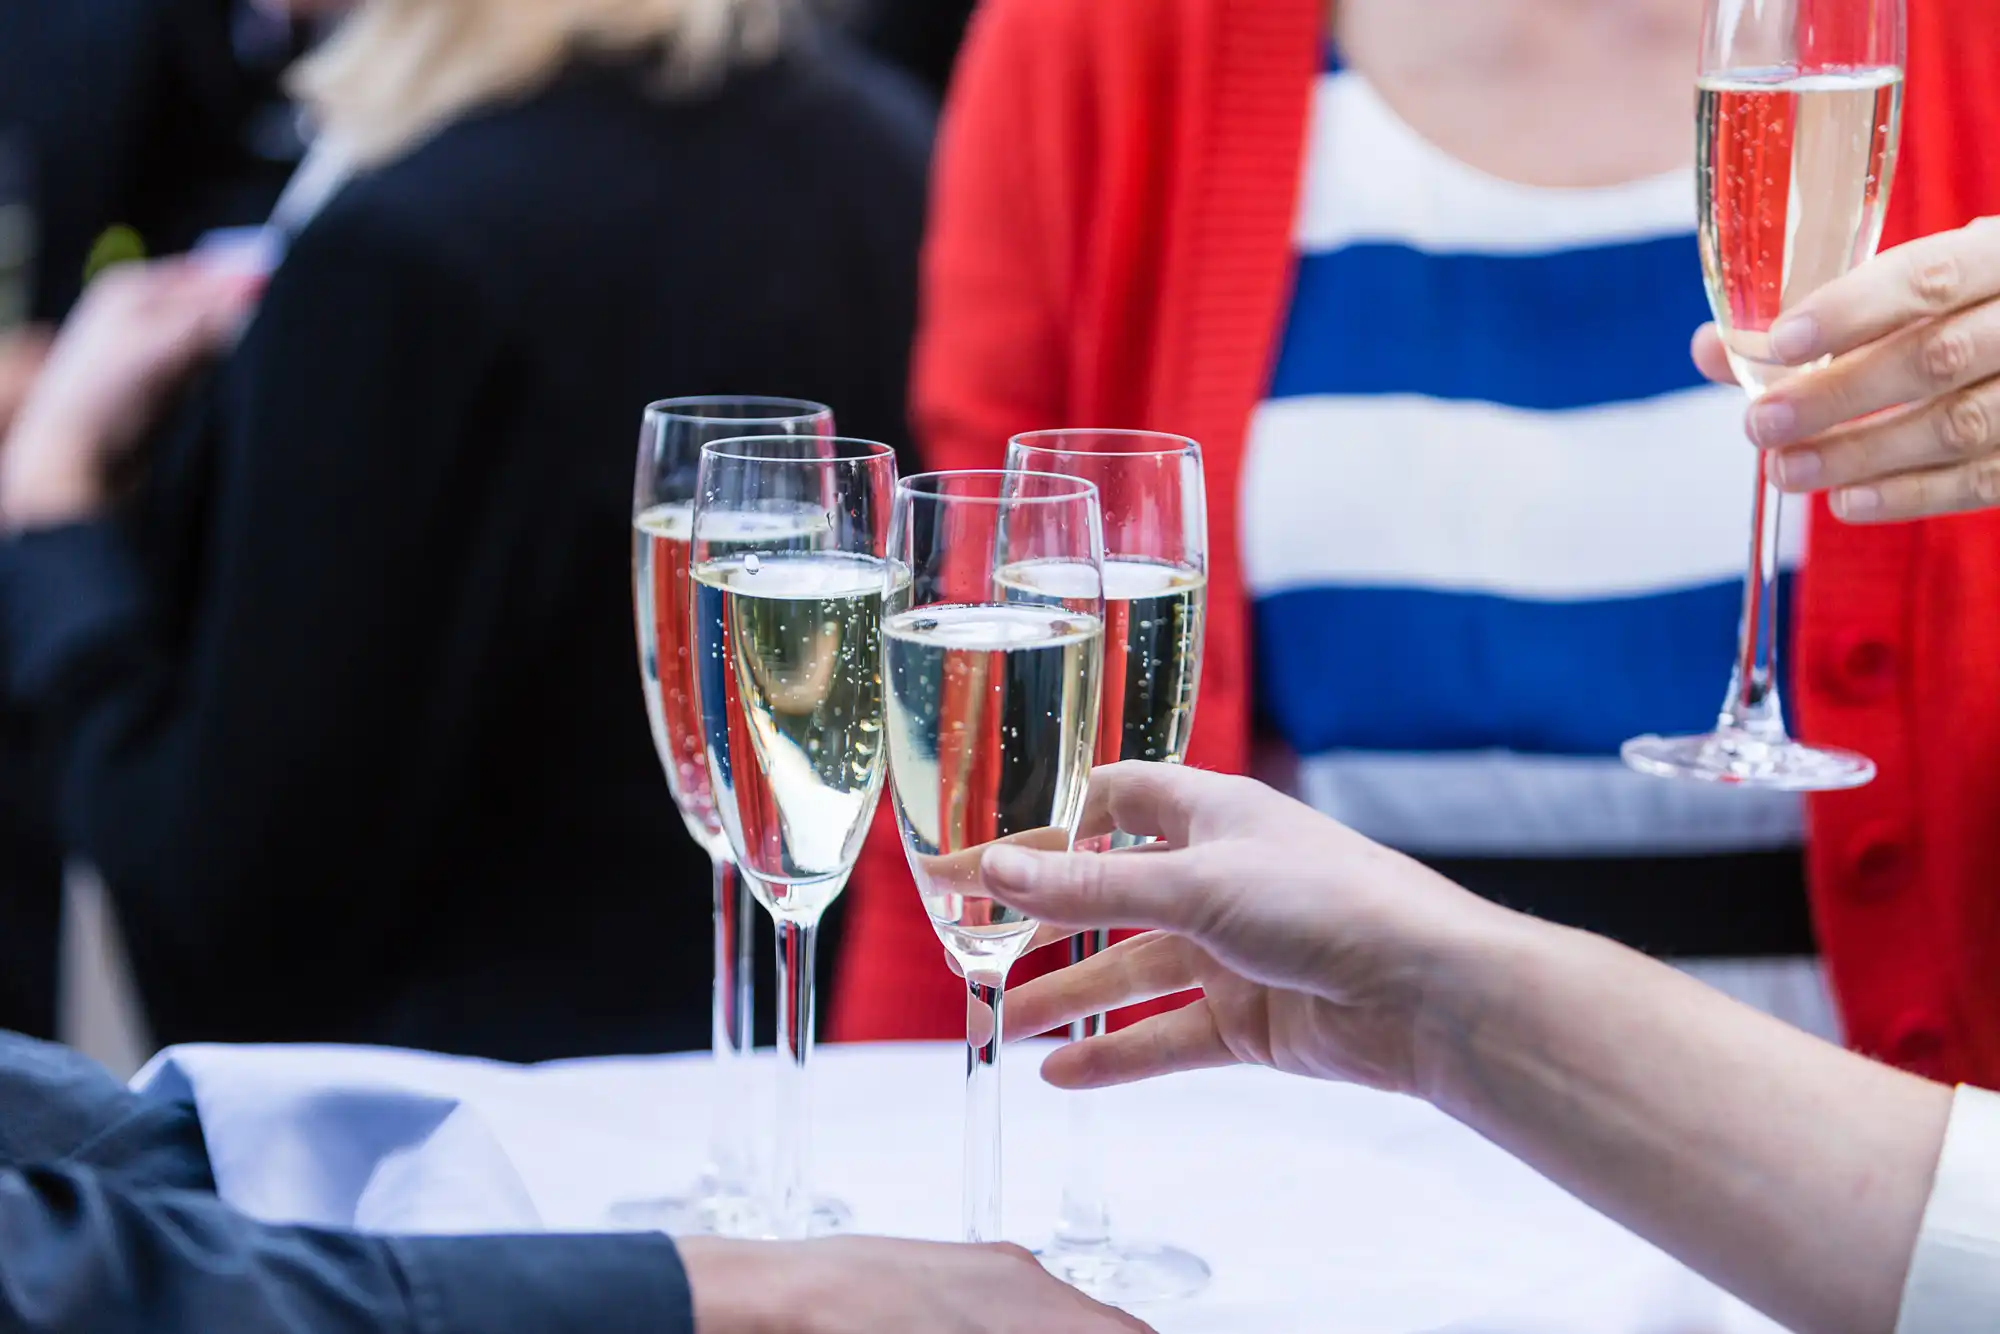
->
[0,430,104,531]
[681,1239,815,1334]
[1405,909,1583,1114]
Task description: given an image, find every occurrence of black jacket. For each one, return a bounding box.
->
[0,1031,692,1333]
[850,0,979,98]
[0,42,932,1061]
[0,0,309,1040]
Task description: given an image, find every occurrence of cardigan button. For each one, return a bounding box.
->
[1847,824,1910,902]
[1819,632,1897,705]
[1883,1014,1950,1076]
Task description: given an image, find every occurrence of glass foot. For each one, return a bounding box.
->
[606,1191,852,1239]
[1621,729,1875,792]
[806,1195,854,1237]
[1038,1239,1212,1305]
[606,1187,766,1238]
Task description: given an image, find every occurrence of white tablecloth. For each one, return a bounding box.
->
[135,1041,1789,1334]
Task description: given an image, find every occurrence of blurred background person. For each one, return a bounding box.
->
[0,0,930,1062]
[0,0,317,1044]
[832,0,2000,1085]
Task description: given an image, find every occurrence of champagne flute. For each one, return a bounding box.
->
[692,435,898,1239]
[883,471,1106,1243]
[1005,430,1210,1301]
[1622,0,1903,789]
[621,396,833,1236]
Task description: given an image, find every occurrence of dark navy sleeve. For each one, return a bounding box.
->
[0,1034,696,1334]
[391,1232,695,1334]
[0,1165,695,1334]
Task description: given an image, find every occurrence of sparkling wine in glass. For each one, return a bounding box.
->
[1623,0,1902,790]
[1004,430,1210,1301]
[883,470,1106,1243]
[621,396,834,1237]
[692,435,899,1239]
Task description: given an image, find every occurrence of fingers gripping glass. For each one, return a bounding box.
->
[693,435,899,1239]
[621,396,833,1236]
[883,471,1107,1244]
[1005,431,1212,1301]
[1622,0,1902,791]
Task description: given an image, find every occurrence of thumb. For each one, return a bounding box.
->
[1691,323,1738,387]
[979,843,1198,934]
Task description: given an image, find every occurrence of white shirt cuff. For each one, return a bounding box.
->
[1897,1084,2000,1334]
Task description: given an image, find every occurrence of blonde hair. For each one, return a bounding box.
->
[293,0,790,165]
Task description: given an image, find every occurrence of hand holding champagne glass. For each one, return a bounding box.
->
[1690,217,2000,522]
[1623,0,1903,789]
[883,471,1106,1243]
[1003,431,1209,1302]
[692,435,898,1239]
[623,397,832,1235]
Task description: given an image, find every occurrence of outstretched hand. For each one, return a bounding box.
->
[978,763,1522,1097]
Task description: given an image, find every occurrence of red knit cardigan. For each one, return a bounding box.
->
[833,0,2000,1085]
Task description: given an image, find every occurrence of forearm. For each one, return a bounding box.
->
[1417,921,1951,1334]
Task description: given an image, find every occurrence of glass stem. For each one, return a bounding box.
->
[1719,425,1789,741]
[708,856,753,1195]
[1056,929,1113,1250]
[734,862,756,1053]
[772,914,819,1239]
[965,971,1008,1243]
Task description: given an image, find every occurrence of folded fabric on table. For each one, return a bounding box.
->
[137,1045,541,1233]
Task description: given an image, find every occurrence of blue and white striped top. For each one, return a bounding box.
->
[1242,59,1805,857]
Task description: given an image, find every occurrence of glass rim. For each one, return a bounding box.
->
[896,469,1100,506]
[697,434,897,463]
[1008,428,1201,459]
[644,395,833,427]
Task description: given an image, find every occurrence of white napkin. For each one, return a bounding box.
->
[137,1045,540,1234]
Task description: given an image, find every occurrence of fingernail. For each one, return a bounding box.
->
[980,845,1037,891]
[1770,315,1819,363]
[1748,399,1798,446]
[1834,486,1883,520]
[1774,449,1822,490]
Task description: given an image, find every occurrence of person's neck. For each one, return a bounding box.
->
[1334,0,1695,79]
[1331,0,1698,187]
